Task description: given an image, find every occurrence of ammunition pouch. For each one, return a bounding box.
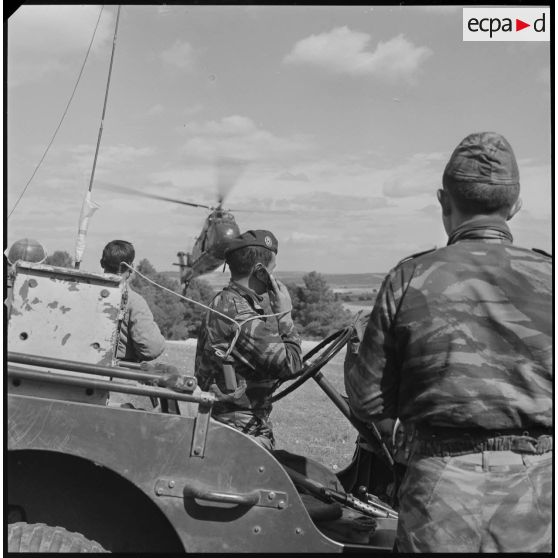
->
[221,356,237,392]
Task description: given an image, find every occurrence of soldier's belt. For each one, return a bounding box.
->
[413,426,552,456]
[448,451,544,473]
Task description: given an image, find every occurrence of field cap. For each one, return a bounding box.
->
[225,230,278,256]
[6,238,47,265]
[443,132,519,187]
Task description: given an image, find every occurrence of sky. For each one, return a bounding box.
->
[6,5,552,275]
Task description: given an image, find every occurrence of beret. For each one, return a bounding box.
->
[224,230,278,256]
[443,132,519,186]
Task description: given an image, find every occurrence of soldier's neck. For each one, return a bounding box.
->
[232,276,251,290]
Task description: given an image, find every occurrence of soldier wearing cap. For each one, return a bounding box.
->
[195,229,302,451]
[345,132,552,552]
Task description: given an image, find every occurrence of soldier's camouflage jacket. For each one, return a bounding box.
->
[117,287,166,362]
[345,216,552,430]
[195,281,302,416]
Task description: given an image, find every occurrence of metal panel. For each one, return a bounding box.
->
[8,394,343,553]
[8,262,123,366]
[7,262,124,404]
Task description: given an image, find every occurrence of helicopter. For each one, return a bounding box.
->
[175,203,240,291]
[100,158,254,292]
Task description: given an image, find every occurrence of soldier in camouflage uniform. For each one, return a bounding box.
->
[345,132,552,552]
[195,230,302,451]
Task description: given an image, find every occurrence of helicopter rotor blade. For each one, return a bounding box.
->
[96,182,214,210]
[215,157,248,206]
[224,207,293,214]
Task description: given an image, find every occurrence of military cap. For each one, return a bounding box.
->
[6,238,47,265]
[225,230,278,256]
[443,132,519,187]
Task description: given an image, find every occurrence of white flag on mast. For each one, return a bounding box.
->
[75,191,100,265]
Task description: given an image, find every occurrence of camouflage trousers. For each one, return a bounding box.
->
[212,410,275,451]
[396,449,552,552]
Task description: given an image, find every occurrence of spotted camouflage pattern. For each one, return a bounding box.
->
[345,217,552,430]
[345,216,553,553]
[195,281,302,444]
[396,450,553,552]
[117,287,166,362]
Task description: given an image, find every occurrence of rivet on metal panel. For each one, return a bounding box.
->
[253,526,261,534]
[28,279,37,288]
[278,500,287,509]
[100,289,110,298]
[91,343,100,350]
[156,487,163,496]
[267,492,276,500]
[19,332,28,341]
[258,466,265,473]
[193,447,202,456]
[168,480,175,488]
[186,379,194,387]
[295,527,303,535]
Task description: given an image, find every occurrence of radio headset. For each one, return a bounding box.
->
[253,263,272,291]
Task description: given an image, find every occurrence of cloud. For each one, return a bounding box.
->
[288,232,327,243]
[418,204,440,216]
[517,161,551,216]
[276,171,310,182]
[382,152,445,198]
[232,191,392,218]
[146,104,165,116]
[180,103,204,118]
[161,40,196,71]
[284,27,432,81]
[181,115,315,163]
[286,192,391,212]
[69,144,156,175]
[8,5,114,87]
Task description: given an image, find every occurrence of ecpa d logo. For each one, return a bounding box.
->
[463,8,549,42]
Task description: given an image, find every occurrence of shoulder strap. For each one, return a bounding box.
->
[397,247,436,266]
[532,248,552,259]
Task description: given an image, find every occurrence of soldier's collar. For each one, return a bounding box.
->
[227,280,264,306]
[447,216,513,246]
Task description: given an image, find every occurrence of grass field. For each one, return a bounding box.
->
[147,340,358,471]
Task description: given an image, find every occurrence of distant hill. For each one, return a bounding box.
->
[160,270,385,292]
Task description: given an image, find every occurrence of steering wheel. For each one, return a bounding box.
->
[268,326,354,403]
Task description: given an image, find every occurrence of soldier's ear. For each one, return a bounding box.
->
[437,189,451,216]
[506,197,522,221]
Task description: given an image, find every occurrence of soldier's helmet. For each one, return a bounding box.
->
[6,238,47,265]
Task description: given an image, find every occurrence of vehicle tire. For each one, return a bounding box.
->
[7,522,108,553]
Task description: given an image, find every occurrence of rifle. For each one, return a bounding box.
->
[283,464,398,520]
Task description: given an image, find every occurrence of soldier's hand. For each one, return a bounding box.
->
[268,276,292,315]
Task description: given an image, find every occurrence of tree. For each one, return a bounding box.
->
[45,250,74,268]
[183,278,216,337]
[287,271,353,339]
[130,258,215,339]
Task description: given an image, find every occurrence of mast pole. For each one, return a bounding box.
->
[75,5,122,269]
